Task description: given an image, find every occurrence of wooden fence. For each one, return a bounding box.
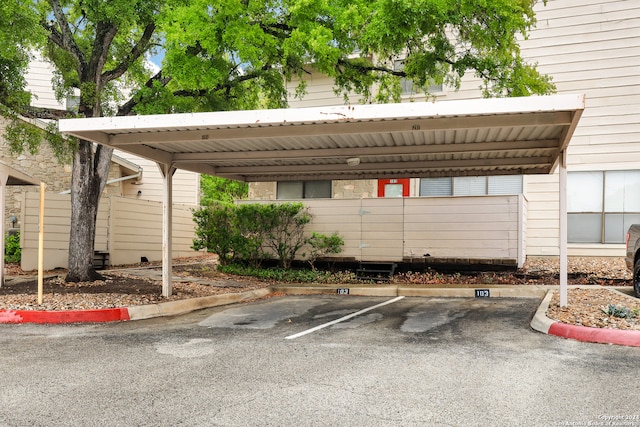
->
[20,193,199,271]
[240,195,528,267]
[20,193,526,271]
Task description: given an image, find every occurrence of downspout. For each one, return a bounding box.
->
[58,168,143,194]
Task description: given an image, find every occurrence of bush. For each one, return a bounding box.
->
[234,203,271,267]
[260,202,310,269]
[305,232,344,270]
[5,231,20,264]
[192,202,236,265]
[192,202,331,269]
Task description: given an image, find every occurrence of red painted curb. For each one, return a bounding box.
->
[0,308,130,324]
[548,322,640,347]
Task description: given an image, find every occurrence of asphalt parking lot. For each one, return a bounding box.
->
[1,295,640,426]
[195,295,534,344]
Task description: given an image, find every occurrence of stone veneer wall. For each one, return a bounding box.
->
[332,179,376,199]
[248,179,378,200]
[0,117,124,231]
[247,182,277,200]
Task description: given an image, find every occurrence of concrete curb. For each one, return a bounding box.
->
[398,286,549,298]
[0,284,548,324]
[272,284,551,299]
[127,287,272,321]
[0,288,273,324]
[0,307,130,324]
[3,284,640,348]
[530,290,557,335]
[530,290,640,347]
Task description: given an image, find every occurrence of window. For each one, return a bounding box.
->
[384,184,404,197]
[453,176,486,196]
[393,60,443,96]
[378,178,410,197]
[419,175,523,197]
[276,181,332,199]
[568,171,640,244]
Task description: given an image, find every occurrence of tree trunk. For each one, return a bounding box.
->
[65,140,113,282]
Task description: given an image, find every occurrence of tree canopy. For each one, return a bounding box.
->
[0,1,44,115]
[1,0,555,118]
[0,0,554,282]
[200,175,249,205]
[132,0,553,115]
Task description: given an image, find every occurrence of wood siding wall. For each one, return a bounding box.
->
[402,196,523,263]
[24,53,68,110]
[20,193,199,271]
[523,0,639,257]
[117,153,200,206]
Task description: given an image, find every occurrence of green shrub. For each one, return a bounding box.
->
[191,203,236,265]
[261,202,311,269]
[193,202,334,269]
[234,203,271,267]
[305,232,344,270]
[5,231,20,264]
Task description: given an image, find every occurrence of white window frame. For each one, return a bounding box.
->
[419,175,523,197]
[276,180,332,199]
[568,170,640,244]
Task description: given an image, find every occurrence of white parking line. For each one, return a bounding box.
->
[284,296,405,340]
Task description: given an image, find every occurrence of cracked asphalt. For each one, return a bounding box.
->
[1,295,639,426]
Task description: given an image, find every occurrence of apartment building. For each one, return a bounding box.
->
[250,0,640,258]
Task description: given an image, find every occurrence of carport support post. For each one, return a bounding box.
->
[0,172,6,287]
[158,163,176,298]
[559,150,568,307]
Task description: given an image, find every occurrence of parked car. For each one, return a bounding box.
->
[625,225,640,297]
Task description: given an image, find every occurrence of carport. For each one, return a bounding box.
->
[0,162,40,287]
[59,94,585,306]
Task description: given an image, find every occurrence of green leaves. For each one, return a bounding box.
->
[33,0,553,117]
[6,0,554,149]
[192,202,341,269]
[0,1,43,114]
[4,121,42,156]
[306,232,344,270]
[200,175,248,205]
[7,0,553,117]
[4,231,21,264]
[602,304,639,319]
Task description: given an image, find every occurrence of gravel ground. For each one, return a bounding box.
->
[523,256,630,281]
[1,255,638,331]
[0,255,271,311]
[524,257,640,331]
[547,288,640,330]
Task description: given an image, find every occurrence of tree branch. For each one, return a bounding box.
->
[47,0,86,70]
[102,23,156,84]
[117,69,171,116]
[172,64,272,98]
[89,21,119,82]
[336,58,405,77]
[258,21,293,39]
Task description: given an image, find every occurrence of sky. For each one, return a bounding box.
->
[146,52,163,73]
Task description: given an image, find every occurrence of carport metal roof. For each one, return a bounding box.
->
[59,94,586,305]
[60,94,584,182]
